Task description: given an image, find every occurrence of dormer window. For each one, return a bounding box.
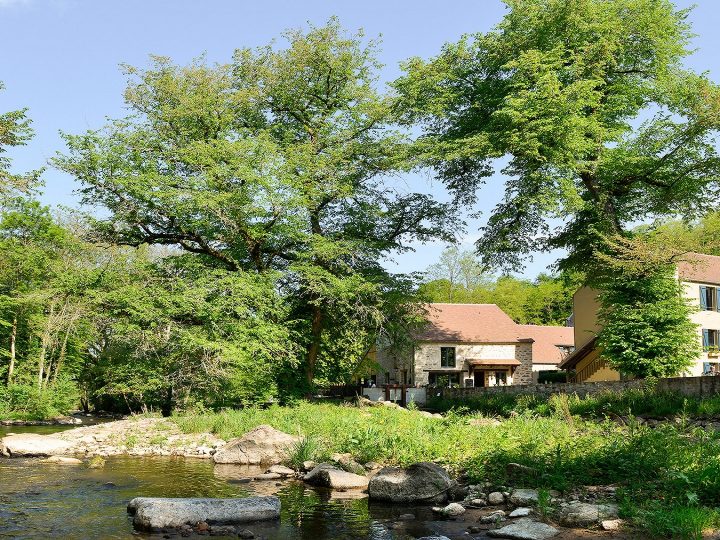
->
[700,286,718,311]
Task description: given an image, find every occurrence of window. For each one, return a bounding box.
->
[400,369,409,385]
[700,286,719,311]
[384,372,391,384]
[494,371,508,386]
[440,347,456,368]
[703,329,720,350]
[429,373,460,387]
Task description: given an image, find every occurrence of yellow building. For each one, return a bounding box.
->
[560,253,720,382]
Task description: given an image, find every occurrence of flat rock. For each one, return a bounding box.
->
[127,496,280,530]
[267,465,295,476]
[368,462,455,503]
[509,489,539,506]
[213,425,299,465]
[303,463,369,490]
[40,456,82,464]
[509,507,531,517]
[558,502,619,527]
[0,433,73,457]
[487,518,559,540]
[480,510,507,523]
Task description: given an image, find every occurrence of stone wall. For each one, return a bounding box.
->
[436,375,720,400]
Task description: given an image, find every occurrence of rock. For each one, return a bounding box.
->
[238,530,255,539]
[480,510,507,523]
[209,525,237,536]
[368,462,455,503]
[128,496,281,530]
[331,452,366,475]
[601,519,623,531]
[303,463,369,490]
[441,502,465,516]
[470,498,487,506]
[302,460,317,472]
[267,465,295,476]
[253,473,282,481]
[509,507,531,517]
[88,456,106,469]
[415,537,451,540]
[398,513,415,520]
[40,456,83,465]
[506,463,537,477]
[364,461,381,471]
[558,502,619,527]
[212,425,300,465]
[487,518,559,540]
[488,491,505,505]
[0,433,72,457]
[509,489,539,506]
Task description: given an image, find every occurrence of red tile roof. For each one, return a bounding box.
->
[677,252,720,285]
[416,304,523,343]
[519,325,575,365]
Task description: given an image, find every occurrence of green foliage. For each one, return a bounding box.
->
[396,0,720,274]
[286,436,324,471]
[0,82,39,194]
[420,247,578,325]
[54,20,454,391]
[595,240,699,378]
[0,381,78,420]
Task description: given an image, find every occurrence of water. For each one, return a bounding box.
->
[0,425,459,540]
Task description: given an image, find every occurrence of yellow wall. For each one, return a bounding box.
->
[572,348,621,382]
[573,286,601,349]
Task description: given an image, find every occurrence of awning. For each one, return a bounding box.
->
[468,359,521,367]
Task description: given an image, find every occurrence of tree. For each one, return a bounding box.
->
[395,0,720,274]
[425,246,489,301]
[54,20,455,391]
[0,82,39,194]
[595,236,699,378]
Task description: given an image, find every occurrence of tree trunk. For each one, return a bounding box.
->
[51,325,71,385]
[306,305,323,390]
[7,315,16,385]
[38,303,55,390]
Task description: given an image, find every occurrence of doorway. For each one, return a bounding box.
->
[474,371,485,387]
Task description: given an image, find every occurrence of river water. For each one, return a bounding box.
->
[0,425,463,540]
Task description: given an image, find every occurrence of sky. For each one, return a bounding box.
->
[1,0,719,278]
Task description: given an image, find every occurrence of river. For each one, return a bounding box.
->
[0,425,468,540]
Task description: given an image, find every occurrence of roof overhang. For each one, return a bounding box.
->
[558,337,598,370]
[468,359,522,367]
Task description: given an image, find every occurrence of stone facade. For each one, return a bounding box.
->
[376,341,533,387]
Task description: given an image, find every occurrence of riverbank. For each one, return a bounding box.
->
[3,399,720,538]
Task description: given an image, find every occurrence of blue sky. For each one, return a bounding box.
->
[1,0,718,277]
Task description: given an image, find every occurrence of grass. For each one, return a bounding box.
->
[174,399,720,538]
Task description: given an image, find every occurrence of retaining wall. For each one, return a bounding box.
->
[436,375,720,400]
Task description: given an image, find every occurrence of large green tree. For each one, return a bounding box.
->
[395,0,720,273]
[55,20,454,390]
[0,82,39,194]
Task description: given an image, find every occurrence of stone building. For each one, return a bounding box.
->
[375,303,573,387]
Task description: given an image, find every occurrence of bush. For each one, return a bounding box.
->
[0,380,79,420]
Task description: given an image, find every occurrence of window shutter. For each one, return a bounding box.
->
[715,288,720,312]
[700,286,708,310]
[703,329,710,348]
[704,362,711,374]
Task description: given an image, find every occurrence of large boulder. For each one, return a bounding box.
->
[487,518,559,540]
[212,425,300,465]
[509,489,539,506]
[303,463,369,490]
[558,502,619,527]
[0,433,73,457]
[127,496,280,530]
[368,462,456,503]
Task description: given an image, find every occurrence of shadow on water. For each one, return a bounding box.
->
[0,426,451,540]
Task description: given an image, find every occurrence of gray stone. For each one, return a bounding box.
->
[303,463,369,490]
[415,537,451,540]
[368,462,455,503]
[0,433,72,457]
[558,502,619,527]
[509,507,531,517]
[253,473,282,481]
[480,510,507,523]
[238,530,255,539]
[488,491,505,505]
[487,518,559,540]
[432,502,465,516]
[212,425,299,465]
[40,456,83,464]
[470,498,488,506]
[601,519,623,531]
[397,513,415,520]
[302,460,317,471]
[127,496,280,530]
[509,489,539,506]
[267,465,295,476]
